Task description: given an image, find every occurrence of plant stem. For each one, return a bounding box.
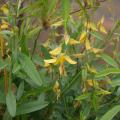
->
[31,29,41,59]
[0,36,8,95]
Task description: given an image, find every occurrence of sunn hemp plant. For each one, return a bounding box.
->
[0,0,120,120]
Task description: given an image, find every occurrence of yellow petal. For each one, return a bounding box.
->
[87,79,98,87]
[65,55,77,64]
[87,64,97,73]
[99,16,104,25]
[73,53,83,58]
[1,23,9,29]
[44,62,50,67]
[59,64,67,76]
[69,39,79,45]
[85,22,97,31]
[55,54,65,65]
[1,20,9,30]
[43,39,50,47]
[79,31,87,43]
[51,20,63,27]
[85,39,91,50]
[53,81,61,100]
[53,81,60,91]
[84,22,91,29]
[89,23,98,31]
[99,25,107,34]
[91,48,102,54]
[49,47,62,56]
[97,89,111,95]
[44,58,57,64]
[1,4,9,15]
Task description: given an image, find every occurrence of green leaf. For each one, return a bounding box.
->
[76,0,88,18]
[75,93,90,101]
[32,55,44,66]
[16,81,24,100]
[27,27,41,40]
[95,68,120,78]
[100,105,120,120]
[12,62,21,74]
[47,0,57,14]
[3,110,12,120]
[0,90,5,104]
[62,0,70,29]
[6,91,16,117]
[19,53,42,86]
[16,100,48,115]
[62,70,81,95]
[90,31,103,40]
[107,20,120,41]
[41,46,51,59]
[111,79,120,87]
[101,54,119,68]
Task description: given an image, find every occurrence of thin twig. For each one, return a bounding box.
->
[31,29,41,58]
[0,36,8,95]
[52,0,108,23]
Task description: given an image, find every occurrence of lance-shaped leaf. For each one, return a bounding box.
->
[16,100,48,115]
[101,54,118,68]
[61,0,70,29]
[95,68,120,78]
[18,53,42,86]
[6,91,16,117]
[100,105,120,120]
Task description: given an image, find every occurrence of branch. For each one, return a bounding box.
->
[52,0,108,23]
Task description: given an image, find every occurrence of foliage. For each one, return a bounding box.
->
[0,0,120,120]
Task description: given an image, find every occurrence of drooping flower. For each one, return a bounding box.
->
[0,4,9,15]
[53,81,61,100]
[97,17,107,34]
[84,21,98,31]
[79,31,87,43]
[44,47,77,76]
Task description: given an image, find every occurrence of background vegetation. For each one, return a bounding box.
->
[0,0,120,120]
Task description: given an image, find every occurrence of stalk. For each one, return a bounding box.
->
[0,36,8,95]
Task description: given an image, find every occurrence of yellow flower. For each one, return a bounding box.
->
[0,4,9,15]
[51,20,63,27]
[79,31,87,43]
[68,38,79,45]
[85,39,91,50]
[49,47,62,56]
[54,54,77,65]
[84,22,98,31]
[64,55,77,64]
[44,46,77,76]
[87,64,97,73]
[44,58,57,64]
[97,17,107,34]
[59,63,67,76]
[87,79,99,87]
[73,53,83,58]
[91,47,102,54]
[0,20,9,30]
[53,81,61,100]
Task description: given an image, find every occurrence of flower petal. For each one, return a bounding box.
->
[69,39,79,45]
[65,55,77,64]
[1,4,9,15]
[85,39,91,50]
[44,58,57,64]
[49,47,62,56]
[79,31,87,43]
